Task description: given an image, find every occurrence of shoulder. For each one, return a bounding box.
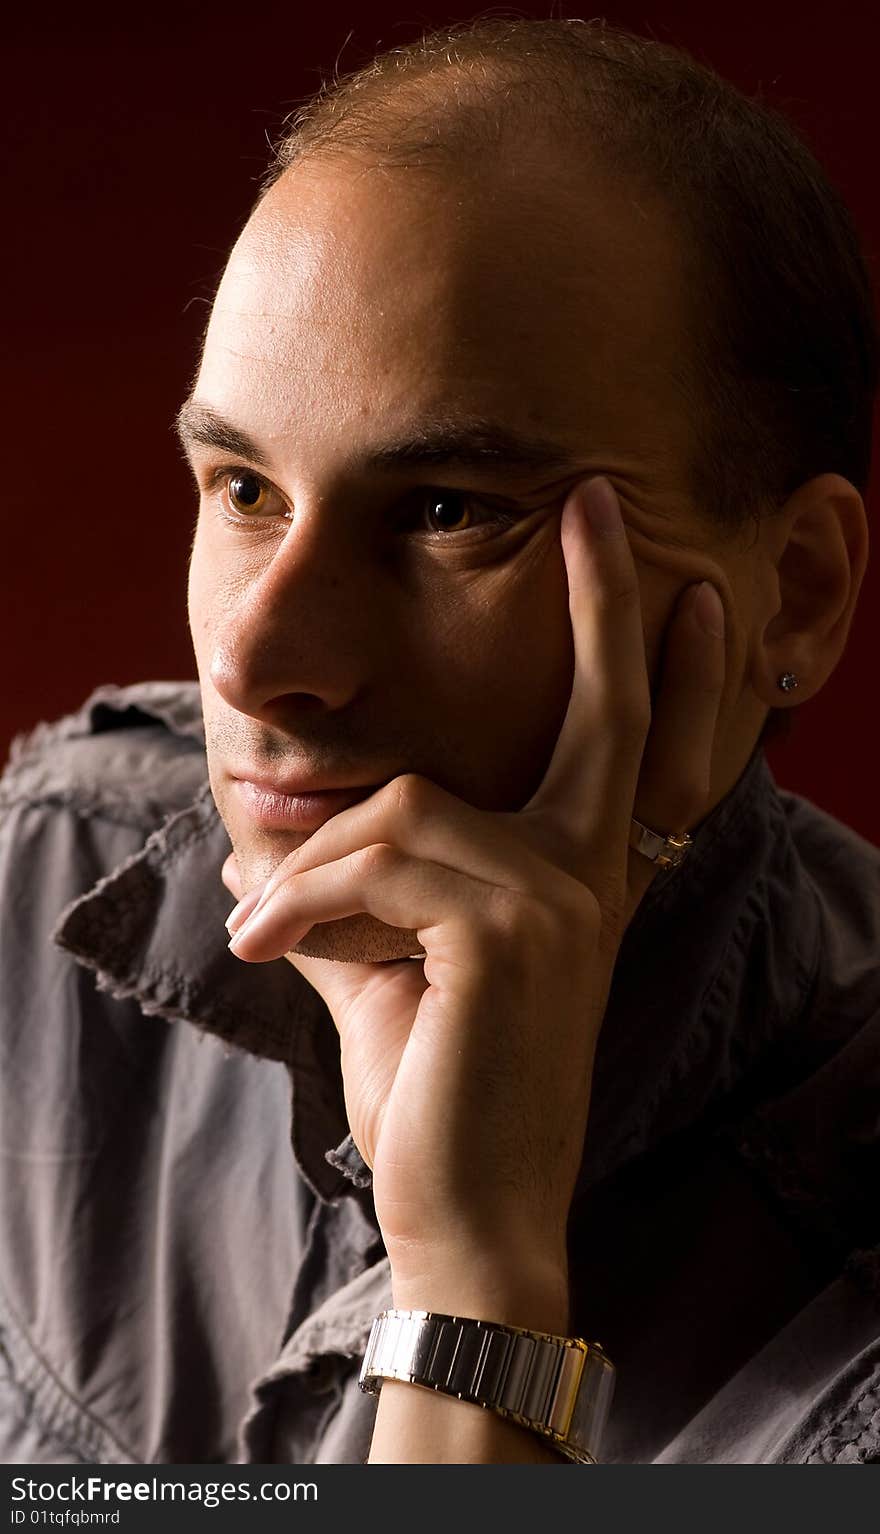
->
[775,782,880,1011]
[778,782,880,902]
[724,777,880,1269]
[0,681,211,972]
[0,680,208,832]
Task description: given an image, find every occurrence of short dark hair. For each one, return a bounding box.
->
[261,15,879,747]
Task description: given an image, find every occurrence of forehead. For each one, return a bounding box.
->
[197,151,690,466]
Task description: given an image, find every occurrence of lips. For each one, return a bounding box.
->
[238,772,379,796]
[233,776,381,832]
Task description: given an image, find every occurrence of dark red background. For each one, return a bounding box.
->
[5,4,879,840]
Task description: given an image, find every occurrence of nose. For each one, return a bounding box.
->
[205,506,377,728]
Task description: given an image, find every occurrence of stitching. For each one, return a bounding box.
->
[0,789,174,834]
[0,1329,95,1464]
[0,1289,138,1464]
[52,783,311,1059]
[808,1370,880,1462]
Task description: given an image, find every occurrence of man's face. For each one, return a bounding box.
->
[185,149,766,959]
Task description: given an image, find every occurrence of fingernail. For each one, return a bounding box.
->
[582,476,624,538]
[228,900,273,954]
[225,884,266,934]
[693,581,725,637]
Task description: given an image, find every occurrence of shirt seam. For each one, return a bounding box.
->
[806,1363,880,1462]
[0,1283,139,1464]
[0,787,183,836]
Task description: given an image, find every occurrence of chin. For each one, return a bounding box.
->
[210,752,429,962]
[289,912,426,964]
[227,836,425,965]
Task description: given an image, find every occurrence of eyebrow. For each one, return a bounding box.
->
[174,398,586,481]
[175,400,272,468]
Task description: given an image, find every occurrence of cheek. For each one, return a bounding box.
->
[412,536,576,807]
[186,519,245,669]
[186,522,210,647]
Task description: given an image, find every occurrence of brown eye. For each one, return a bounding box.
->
[423,492,473,534]
[227,473,268,514]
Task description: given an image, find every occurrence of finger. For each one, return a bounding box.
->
[224,477,649,935]
[225,773,579,937]
[522,476,650,857]
[633,579,726,837]
[282,945,429,1047]
[226,842,500,967]
[223,474,649,934]
[221,851,244,900]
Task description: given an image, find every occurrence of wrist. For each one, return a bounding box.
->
[390,1252,570,1336]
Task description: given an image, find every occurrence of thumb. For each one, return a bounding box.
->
[221,851,243,901]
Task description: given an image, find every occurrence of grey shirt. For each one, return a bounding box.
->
[0,681,878,1465]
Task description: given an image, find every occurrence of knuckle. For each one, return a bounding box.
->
[566,881,603,935]
[617,571,643,607]
[520,901,566,964]
[520,881,601,955]
[387,772,433,823]
[351,841,400,881]
[586,874,628,946]
[485,885,524,943]
[609,682,651,739]
[546,883,602,955]
[629,685,653,730]
[601,570,642,612]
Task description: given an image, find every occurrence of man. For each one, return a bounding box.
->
[1,18,878,1464]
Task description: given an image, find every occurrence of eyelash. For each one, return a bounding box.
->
[202,464,535,541]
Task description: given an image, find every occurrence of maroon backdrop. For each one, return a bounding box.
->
[5,3,879,840]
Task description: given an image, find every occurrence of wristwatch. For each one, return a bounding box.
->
[359,1308,615,1463]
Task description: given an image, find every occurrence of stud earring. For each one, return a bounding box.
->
[777,672,799,693]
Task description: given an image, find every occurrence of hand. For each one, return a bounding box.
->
[221,476,725,1309]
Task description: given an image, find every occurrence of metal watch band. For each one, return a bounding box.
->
[358,1308,615,1464]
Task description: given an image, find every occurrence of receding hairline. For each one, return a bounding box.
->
[262,21,655,188]
[260,51,668,226]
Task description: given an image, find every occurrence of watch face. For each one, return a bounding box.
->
[568,1347,616,1458]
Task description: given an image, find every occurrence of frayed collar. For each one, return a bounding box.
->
[51,740,820,1206]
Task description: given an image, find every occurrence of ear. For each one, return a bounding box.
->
[749,473,869,710]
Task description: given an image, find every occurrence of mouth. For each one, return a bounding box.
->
[232,777,382,832]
